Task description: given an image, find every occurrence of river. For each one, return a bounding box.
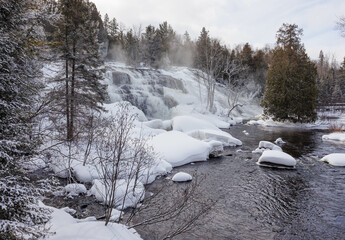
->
[134,124,345,240]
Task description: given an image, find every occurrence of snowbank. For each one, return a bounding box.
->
[257,150,296,167]
[88,179,145,209]
[320,153,345,167]
[187,129,242,147]
[103,102,147,122]
[172,172,192,182]
[322,132,345,143]
[43,202,142,240]
[149,131,210,167]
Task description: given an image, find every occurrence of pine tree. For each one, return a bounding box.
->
[50,0,106,141]
[262,23,317,122]
[142,25,161,68]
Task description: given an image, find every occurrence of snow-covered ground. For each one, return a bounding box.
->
[42,202,142,240]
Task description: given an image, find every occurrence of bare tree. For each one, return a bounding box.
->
[94,103,156,225]
[125,173,215,240]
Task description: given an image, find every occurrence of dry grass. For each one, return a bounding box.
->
[329,123,344,133]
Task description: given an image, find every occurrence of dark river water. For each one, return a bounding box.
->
[135,124,345,240]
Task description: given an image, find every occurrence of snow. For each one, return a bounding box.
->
[322,132,345,143]
[42,202,142,240]
[320,153,345,167]
[172,172,193,182]
[143,119,172,130]
[257,150,296,167]
[88,179,145,209]
[275,138,286,144]
[172,115,219,132]
[103,102,147,122]
[149,131,211,167]
[207,140,224,157]
[64,184,87,196]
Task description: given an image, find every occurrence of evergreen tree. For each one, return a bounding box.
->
[0,0,52,238]
[51,0,106,141]
[142,25,161,68]
[262,23,317,122]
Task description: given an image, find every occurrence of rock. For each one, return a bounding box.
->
[172,172,192,182]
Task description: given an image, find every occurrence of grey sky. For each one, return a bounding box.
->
[93,0,345,62]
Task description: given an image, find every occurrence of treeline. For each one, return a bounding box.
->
[315,51,345,105]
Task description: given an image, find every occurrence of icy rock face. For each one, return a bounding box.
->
[320,153,345,166]
[172,172,192,182]
[257,150,296,167]
[105,62,261,120]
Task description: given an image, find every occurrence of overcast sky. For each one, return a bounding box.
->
[93,0,345,63]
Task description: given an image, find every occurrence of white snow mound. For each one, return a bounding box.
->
[320,153,345,167]
[275,138,286,144]
[172,172,192,182]
[322,132,345,142]
[257,150,296,167]
[187,129,242,147]
[253,141,282,153]
[149,131,210,167]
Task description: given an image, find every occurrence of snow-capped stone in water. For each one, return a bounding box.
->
[257,150,296,168]
[275,138,286,144]
[322,132,345,143]
[207,140,224,157]
[320,153,345,167]
[149,131,210,167]
[64,184,87,196]
[172,172,192,182]
[253,141,282,153]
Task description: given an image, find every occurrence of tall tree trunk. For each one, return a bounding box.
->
[65,25,72,141]
[70,41,76,140]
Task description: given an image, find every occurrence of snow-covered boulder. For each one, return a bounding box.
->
[88,179,145,209]
[253,141,282,153]
[207,140,224,157]
[187,129,242,147]
[320,153,345,167]
[72,164,99,183]
[172,172,192,182]
[257,150,296,168]
[149,131,211,167]
[275,138,286,144]
[322,132,345,143]
[64,184,87,196]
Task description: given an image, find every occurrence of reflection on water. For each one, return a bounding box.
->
[135,125,345,240]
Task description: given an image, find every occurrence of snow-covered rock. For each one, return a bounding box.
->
[207,140,224,157]
[320,153,345,166]
[187,129,242,146]
[143,119,172,130]
[103,102,147,122]
[172,172,192,182]
[149,131,211,167]
[257,150,296,167]
[88,179,145,209]
[253,141,282,153]
[64,184,87,196]
[322,132,345,143]
[73,164,99,183]
[42,202,142,240]
[274,137,286,144]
